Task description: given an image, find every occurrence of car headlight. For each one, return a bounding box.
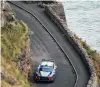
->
[36,76,40,80]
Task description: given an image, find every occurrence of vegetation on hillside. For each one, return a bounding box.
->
[1,20,31,87]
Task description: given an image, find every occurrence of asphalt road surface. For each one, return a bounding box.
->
[10,1,90,87]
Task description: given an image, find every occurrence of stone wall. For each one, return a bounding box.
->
[44,3,98,87]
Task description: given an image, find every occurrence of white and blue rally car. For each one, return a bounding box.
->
[34,59,57,82]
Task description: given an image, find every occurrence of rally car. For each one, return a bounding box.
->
[34,59,57,82]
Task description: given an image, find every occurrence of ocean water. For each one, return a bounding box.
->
[63,1,100,53]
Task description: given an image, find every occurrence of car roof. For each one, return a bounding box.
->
[41,61,54,66]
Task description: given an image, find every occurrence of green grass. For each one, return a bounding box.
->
[1,20,31,87]
[1,20,29,60]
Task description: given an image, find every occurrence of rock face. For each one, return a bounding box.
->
[18,38,31,79]
[1,1,15,27]
[44,2,98,87]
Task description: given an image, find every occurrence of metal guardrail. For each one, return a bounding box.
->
[8,2,78,87]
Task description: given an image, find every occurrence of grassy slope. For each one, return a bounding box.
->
[1,20,30,87]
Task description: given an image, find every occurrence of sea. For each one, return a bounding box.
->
[63,1,100,53]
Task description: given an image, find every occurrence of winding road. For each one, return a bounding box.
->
[9,1,90,87]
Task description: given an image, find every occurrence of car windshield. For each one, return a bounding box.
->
[40,66,53,72]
